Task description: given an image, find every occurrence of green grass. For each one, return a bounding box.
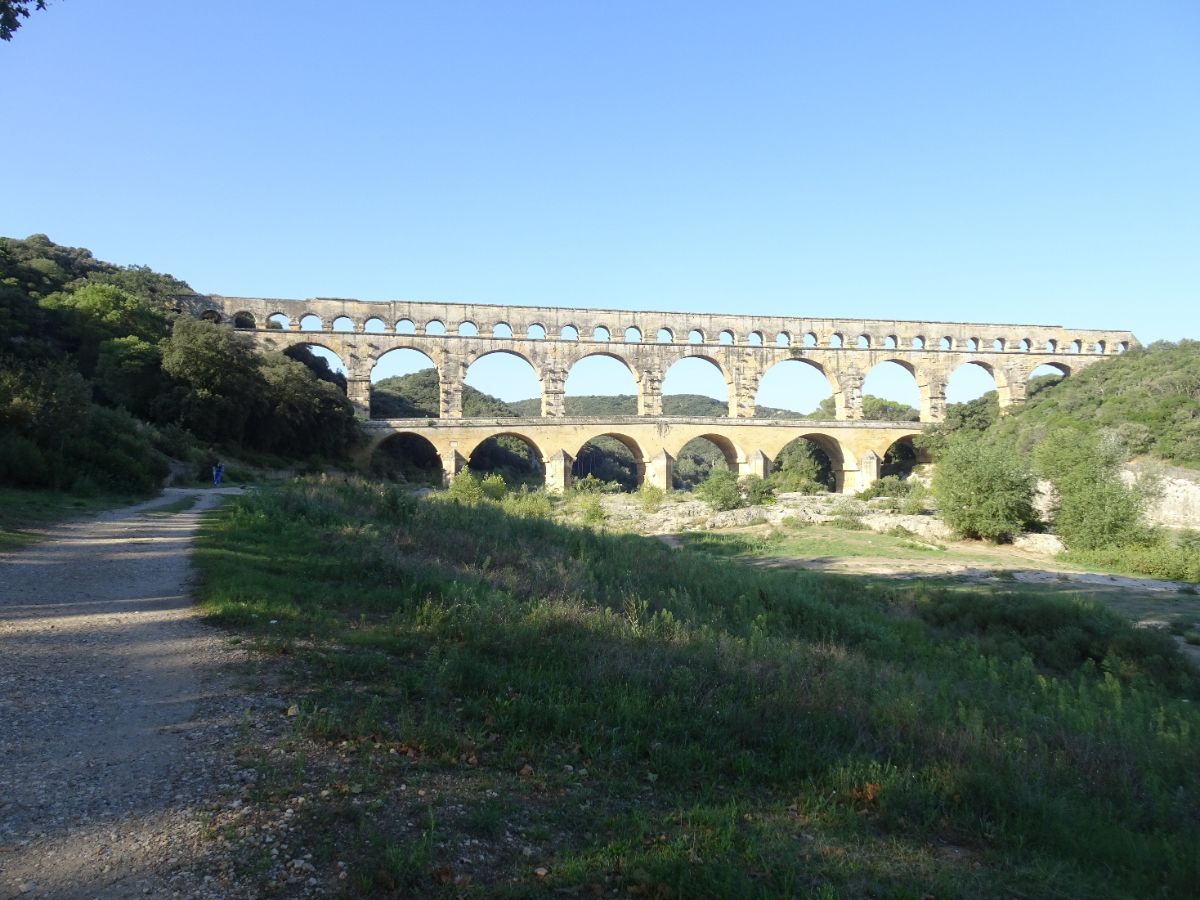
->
[679,524,987,567]
[0,486,145,551]
[194,478,1200,898]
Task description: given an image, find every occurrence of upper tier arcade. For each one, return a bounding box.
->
[180,294,1138,423]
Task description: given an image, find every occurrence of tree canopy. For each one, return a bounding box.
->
[0,1,46,41]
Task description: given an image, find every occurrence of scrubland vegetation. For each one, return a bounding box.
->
[196,476,1199,897]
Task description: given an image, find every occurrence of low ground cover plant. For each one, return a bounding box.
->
[196,477,1200,897]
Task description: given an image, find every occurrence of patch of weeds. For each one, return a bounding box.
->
[581,495,605,525]
[830,515,866,531]
[637,483,666,512]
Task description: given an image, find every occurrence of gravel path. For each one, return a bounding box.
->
[0,488,253,899]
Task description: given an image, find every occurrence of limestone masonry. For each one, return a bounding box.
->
[182,294,1137,493]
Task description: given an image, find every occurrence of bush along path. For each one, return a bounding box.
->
[0,487,270,899]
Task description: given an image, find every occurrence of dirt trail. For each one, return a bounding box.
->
[0,488,249,899]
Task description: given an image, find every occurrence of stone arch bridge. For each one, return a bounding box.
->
[183,295,1137,492]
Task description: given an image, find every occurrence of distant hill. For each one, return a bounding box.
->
[371,369,518,418]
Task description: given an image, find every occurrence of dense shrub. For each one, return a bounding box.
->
[636,483,665,511]
[694,466,741,510]
[479,472,508,500]
[932,435,1036,541]
[857,474,922,500]
[447,471,486,503]
[741,474,776,505]
[1036,429,1154,550]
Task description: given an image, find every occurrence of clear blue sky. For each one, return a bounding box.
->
[3,1,1197,410]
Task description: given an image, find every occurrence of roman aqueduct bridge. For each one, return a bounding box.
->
[184,295,1137,493]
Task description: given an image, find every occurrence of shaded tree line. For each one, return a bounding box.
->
[1,234,359,492]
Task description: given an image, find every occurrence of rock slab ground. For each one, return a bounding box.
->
[0,489,248,899]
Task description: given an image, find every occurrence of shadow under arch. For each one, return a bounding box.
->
[369,346,440,419]
[671,433,744,491]
[769,433,841,492]
[466,431,546,486]
[369,431,443,484]
[572,432,645,491]
[880,433,924,479]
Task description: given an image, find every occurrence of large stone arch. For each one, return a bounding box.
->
[562,350,644,413]
[946,358,1013,406]
[665,431,745,470]
[462,346,543,380]
[463,430,546,464]
[572,431,645,464]
[755,429,857,491]
[367,430,445,484]
[753,357,840,417]
[764,433,845,493]
[661,353,733,415]
[1029,359,1072,378]
[878,432,925,479]
[458,348,543,418]
[567,431,648,490]
[464,430,547,487]
[369,345,441,419]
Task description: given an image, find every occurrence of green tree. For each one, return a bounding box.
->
[1035,429,1153,550]
[253,353,359,457]
[932,435,1036,541]
[39,282,167,374]
[159,317,266,445]
[862,395,921,422]
[694,465,741,510]
[1,2,47,42]
[94,335,162,416]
